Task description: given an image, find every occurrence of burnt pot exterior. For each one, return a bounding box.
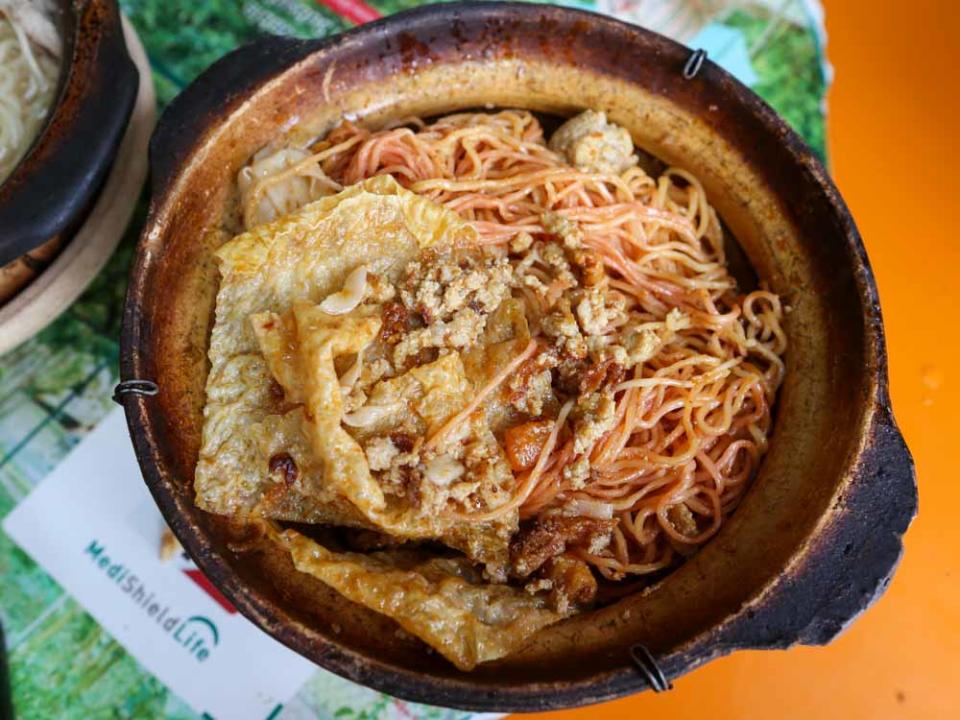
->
[119,3,916,711]
[0,0,139,266]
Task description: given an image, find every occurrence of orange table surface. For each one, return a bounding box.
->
[520,1,960,718]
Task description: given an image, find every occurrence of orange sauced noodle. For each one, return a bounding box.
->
[246,110,787,581]
[426,338,538,451]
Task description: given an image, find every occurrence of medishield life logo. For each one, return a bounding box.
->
[84,539,219,662]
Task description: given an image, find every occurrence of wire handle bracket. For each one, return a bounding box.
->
[112,379,159,405]
[683,48,708,79]
[630,644,673,692]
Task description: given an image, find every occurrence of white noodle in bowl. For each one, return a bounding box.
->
[0,0,61,185]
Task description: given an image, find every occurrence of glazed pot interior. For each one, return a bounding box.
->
[126,5,884,709]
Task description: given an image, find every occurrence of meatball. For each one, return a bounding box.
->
[548,110,637,174]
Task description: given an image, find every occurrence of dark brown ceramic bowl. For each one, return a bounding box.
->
[119,3,917,711]
[0,0,138,269]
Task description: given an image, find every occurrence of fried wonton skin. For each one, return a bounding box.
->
[197,175,472,514]
[280,529,568,671]
[196,175,516,570]
[250,304,517,570]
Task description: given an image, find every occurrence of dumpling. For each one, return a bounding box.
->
[279,529,568,671]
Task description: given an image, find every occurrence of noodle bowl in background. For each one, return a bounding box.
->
[0,1,60,185]
[0,0,139,321]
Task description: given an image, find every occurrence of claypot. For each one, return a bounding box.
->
[119,3,916,711]
[0,0,138,292]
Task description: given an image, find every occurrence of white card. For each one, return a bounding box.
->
[3,409,317,720]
